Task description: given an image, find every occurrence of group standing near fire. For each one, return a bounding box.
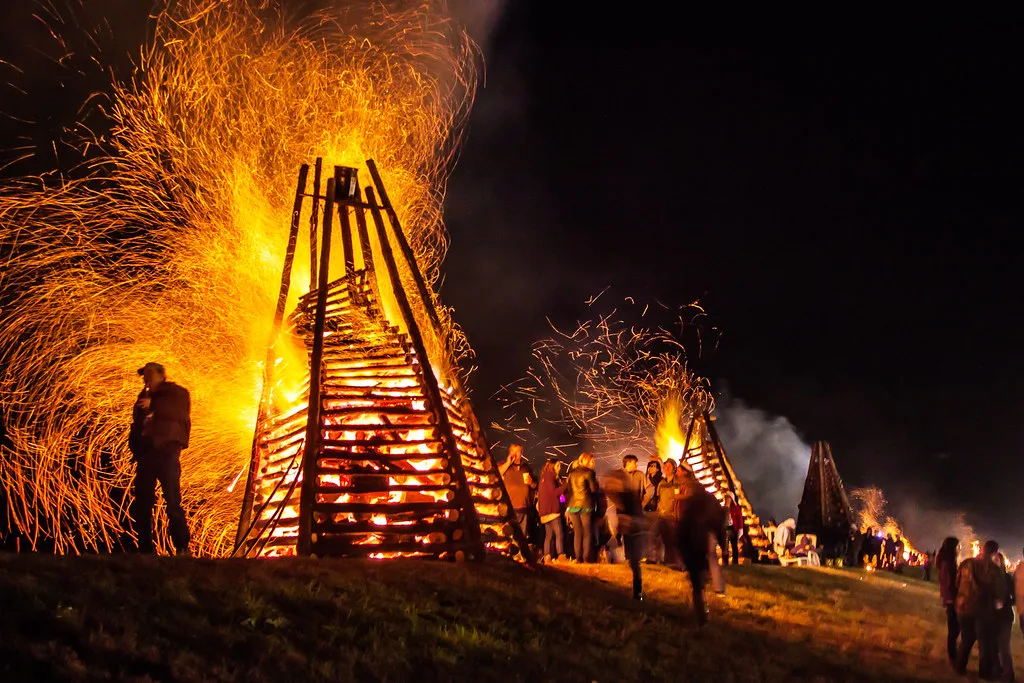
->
[504,447,736,625]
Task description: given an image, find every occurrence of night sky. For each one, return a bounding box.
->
[0,4,1021,545]
[444,6,1024,542]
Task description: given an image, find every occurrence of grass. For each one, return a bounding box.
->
[0,554,1015,682]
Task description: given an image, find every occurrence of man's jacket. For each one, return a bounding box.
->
[130,382,191,456]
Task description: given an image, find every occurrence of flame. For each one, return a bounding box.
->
[0,0,477,555]
[655,400,687,463]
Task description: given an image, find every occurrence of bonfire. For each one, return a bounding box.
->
[0,0,479,556]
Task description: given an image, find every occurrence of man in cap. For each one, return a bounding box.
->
[129,362,192,555]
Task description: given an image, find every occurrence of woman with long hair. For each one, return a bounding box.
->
[565,452,599,563]
[936,536,961,667]
[536,458,566,563]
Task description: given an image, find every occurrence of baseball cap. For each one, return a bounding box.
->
[137,362,166,376]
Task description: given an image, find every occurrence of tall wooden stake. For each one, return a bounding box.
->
[309,158,322,290]
[297,177,336,557]
[365,161,534,564]
[366,186,486,560]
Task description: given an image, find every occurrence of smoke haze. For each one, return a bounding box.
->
[715,397,811,522]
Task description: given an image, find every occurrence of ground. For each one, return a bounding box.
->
[0,554,1014,682]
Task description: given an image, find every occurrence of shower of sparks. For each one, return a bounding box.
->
[495,293,716,465]
[0,0,477,555]
[848,485,956,562]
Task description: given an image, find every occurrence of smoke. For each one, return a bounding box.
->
[714,397,811,521]
[448,0,506,55]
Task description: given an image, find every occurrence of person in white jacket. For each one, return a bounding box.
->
[774,518,796,558]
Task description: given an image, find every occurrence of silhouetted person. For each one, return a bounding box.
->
[992,552,1015,681]
[129,362,191,555]
[955,539,1000,678]
[674,467,726,626]
[936,536,961,667]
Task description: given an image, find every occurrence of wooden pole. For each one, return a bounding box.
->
[297,177,336,557]
[365,186,486,561]
[353,184,374,272]
[334,167,355,274]
[309,158,322,291]
[364,163,534,564]
[235,163,308,550]
[818,443,827,523]
[703,411,738,493]
[339,201,355,278]
[364,161,532,561]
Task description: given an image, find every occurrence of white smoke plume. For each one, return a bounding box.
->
[714,397,812,522]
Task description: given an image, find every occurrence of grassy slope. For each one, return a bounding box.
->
[0,555,1014,682]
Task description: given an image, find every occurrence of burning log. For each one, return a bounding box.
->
[234,161,530,563]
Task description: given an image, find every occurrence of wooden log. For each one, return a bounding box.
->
[309,539,458,557]
[297,177,337,557]
[312,520,453,536]
[316,467,451,478]
[315,483,453,495]
[314,501,453,515]
[308,157,322,290]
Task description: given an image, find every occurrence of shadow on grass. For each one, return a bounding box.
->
[0,554,965,683]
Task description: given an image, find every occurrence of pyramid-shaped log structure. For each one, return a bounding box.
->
[681,412,768,551]
[796,441,854,554]
[233,160,531,562]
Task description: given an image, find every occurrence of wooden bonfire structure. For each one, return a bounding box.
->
[233,159,531,563]
[796,441,854,554]
[681,411,769,551]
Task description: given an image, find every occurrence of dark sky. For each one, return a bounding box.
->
[444,6,1024,538]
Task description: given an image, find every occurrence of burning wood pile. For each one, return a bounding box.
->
[234,160,529,562]
[663,409,768,553]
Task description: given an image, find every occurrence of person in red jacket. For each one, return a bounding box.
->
[129,362,192,555]
[724,492,744,565]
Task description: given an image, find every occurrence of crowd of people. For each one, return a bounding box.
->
[936,537,1021,681]
[500,447,748,625]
